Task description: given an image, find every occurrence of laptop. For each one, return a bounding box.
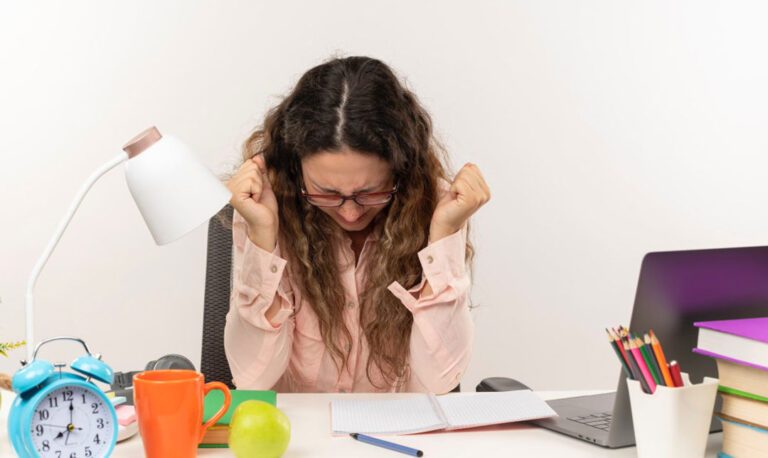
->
[532,245,768,447]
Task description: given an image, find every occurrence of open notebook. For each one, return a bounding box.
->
[331,390,557,435]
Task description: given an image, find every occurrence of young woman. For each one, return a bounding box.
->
[224,56,490,393]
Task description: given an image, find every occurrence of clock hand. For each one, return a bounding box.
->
[54,431,64,440]
[69,401,73,425]
[39,423,83,431]
[65,430,71,445]
[39,423,69,429]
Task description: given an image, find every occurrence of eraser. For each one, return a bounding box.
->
[115,405,137,426]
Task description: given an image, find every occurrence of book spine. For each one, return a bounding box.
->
[428,393,450,429]
[718,385,768,403]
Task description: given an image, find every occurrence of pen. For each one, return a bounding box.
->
[350,433,424,457]
[669,360,684,387]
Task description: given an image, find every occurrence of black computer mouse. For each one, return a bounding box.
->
[476,377,532,392]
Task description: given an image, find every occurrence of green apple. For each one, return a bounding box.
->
[228,400,291,458]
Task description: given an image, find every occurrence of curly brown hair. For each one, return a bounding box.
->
[240,56,472,388]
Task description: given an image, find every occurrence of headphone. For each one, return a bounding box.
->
[110,354,196,404]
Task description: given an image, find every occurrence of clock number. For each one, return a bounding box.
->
[35,424,44,436]
[69,453,77,458]
[91,402,99,414]
[55,452,62,458]
[49,397,59,408]
[42,440,50,451]
[62,390,74,402]
[84,446,92,457]
[82,393,87,404]
[96,418,104,429]
[93,434,101,445]
[38,409,50,420]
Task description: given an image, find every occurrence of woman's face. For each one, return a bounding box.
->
[301,147,394,232]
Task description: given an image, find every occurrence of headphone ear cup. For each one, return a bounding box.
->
[144,359,158,371]
[150,354,196,371]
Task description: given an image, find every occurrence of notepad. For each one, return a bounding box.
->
[330,390,557,435]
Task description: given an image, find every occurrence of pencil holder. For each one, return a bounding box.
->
[626,372,718,458]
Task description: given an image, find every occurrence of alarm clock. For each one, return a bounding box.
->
[8,337,118,458]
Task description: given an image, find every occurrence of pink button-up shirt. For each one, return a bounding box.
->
[224,209,473,393]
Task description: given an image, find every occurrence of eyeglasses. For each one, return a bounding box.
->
[301,184,399,207]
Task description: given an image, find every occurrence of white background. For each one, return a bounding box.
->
[1,1,766,391]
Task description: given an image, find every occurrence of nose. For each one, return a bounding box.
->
[337,200,365,223]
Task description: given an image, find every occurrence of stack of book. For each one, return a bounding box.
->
[199,389,277,448]
[693,317,768,458]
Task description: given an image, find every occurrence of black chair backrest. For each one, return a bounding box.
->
[200,204,235,388]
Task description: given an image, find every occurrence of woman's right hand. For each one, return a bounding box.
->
[226,155,279,251]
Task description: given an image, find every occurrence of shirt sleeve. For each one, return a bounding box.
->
[387,224,473,394]
[224,210,295,389]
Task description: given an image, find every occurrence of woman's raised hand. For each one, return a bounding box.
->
[226,155,279,251]
[430,163,491,242]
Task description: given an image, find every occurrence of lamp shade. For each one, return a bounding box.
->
[123,127,231,245]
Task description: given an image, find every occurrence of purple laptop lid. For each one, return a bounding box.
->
[627,245,768,384]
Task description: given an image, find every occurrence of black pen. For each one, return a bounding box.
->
[350,433,424,456]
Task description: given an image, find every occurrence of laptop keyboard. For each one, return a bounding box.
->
[567,412,612,431]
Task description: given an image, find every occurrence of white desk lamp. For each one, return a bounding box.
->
[24,127,232,360]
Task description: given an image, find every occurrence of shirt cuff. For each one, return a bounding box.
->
[387,227,468,311]
[237,240,293,329]
[418,229,467,294]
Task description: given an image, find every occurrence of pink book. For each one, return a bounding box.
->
[693,317,768,371]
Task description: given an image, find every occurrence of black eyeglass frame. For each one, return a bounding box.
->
[300,184,399,207]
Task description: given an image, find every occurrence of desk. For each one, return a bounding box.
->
[1,390,722,457]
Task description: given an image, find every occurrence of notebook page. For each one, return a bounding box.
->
[436,390,557,430]
[331,395,447,435]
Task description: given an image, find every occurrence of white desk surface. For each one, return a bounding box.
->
[1,390,722,457]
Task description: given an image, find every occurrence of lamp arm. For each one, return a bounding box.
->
[25,151,129,361]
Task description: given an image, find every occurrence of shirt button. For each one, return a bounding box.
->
[270,265,278,273]
[426,255,434,264]
[347,302,355,309]
[344,344,351,352]
[339,389,346,393]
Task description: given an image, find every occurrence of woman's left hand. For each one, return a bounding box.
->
[430,163,491,241]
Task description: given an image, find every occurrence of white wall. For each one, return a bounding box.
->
[1,1,767,391]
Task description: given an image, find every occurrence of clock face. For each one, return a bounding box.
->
[29,384,115,457]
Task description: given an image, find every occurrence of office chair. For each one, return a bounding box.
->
[200,204,459,393]
[201,204,236,389]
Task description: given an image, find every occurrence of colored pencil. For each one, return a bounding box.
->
[618,327,630,349]
[606,329,632,378]
[643,334,667,387]
[649,330,674,387]
[629,337,657,393]
[611,328,631,368]
[669,361,684,387]
[610,328,632,369]
[621,339,647,391]
[634,335,661,386]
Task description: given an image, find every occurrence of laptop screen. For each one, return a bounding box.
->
[628,245,768,384]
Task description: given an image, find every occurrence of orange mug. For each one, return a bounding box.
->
[133,370,231,458]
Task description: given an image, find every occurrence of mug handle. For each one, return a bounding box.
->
[198,381,232,443]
